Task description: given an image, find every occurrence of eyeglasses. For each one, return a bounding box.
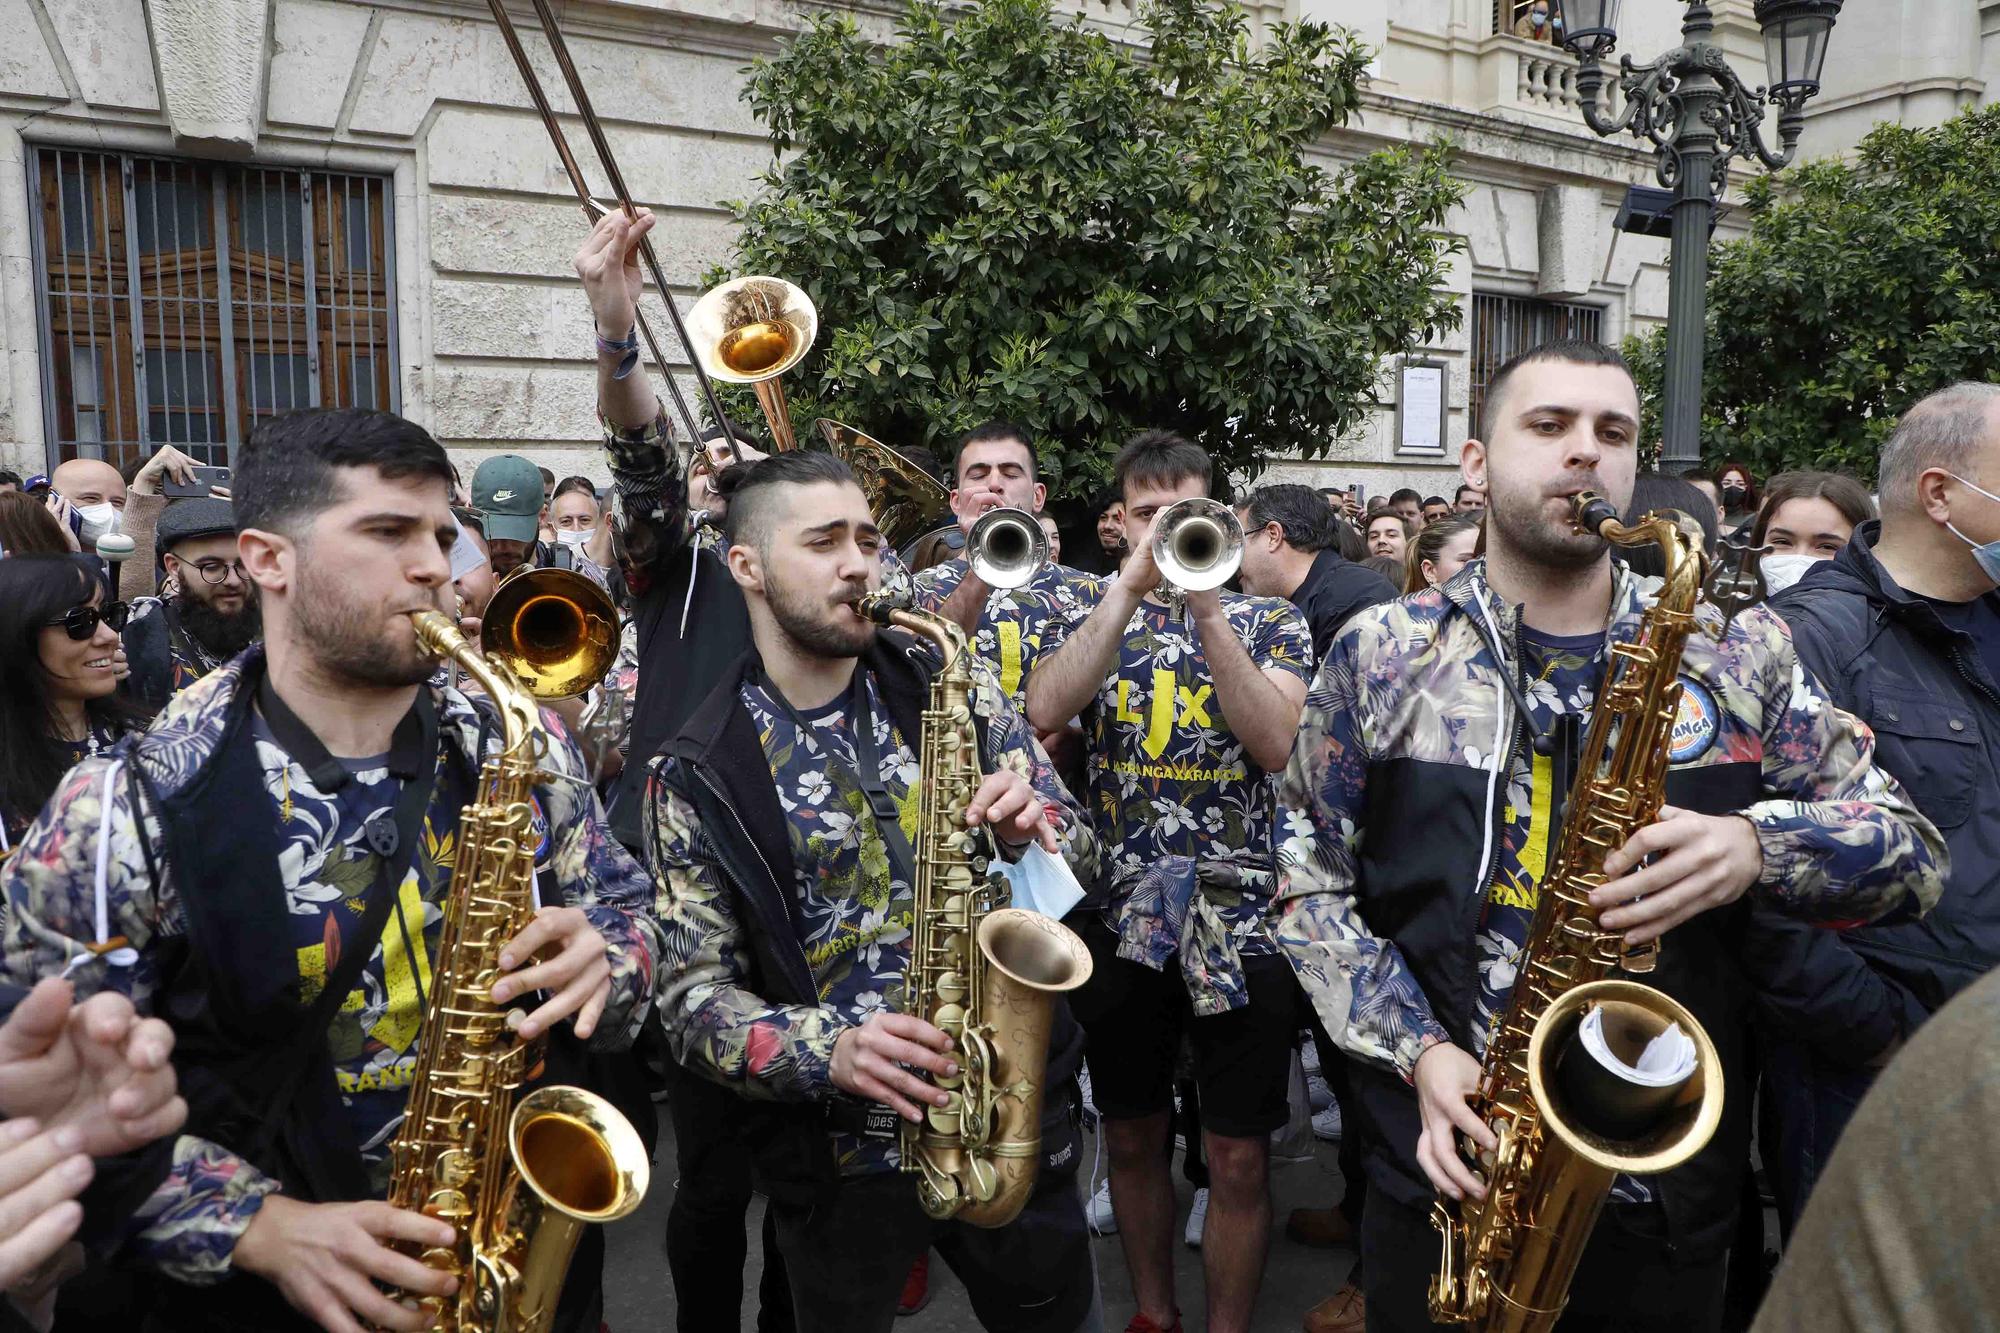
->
[45,601,131,641]
[191,558,247,585]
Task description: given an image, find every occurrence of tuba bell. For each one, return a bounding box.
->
[817,419,953,549]
[966,507,1048,591]
[481,565,619,701]
[687,277,818,452]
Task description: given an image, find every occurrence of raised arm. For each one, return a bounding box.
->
[1186,591,1310,774]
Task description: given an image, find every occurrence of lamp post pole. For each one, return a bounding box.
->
[1569,1,1821,472]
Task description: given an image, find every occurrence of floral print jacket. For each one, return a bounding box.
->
[0,651,663,1284]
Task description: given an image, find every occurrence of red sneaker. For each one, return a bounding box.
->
[1123,1312,1183,1333]
[897,1252,932,1317]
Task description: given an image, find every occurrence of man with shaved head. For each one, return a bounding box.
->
[50,457,127,550]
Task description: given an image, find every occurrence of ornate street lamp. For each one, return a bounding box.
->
[1563,0,1842,470]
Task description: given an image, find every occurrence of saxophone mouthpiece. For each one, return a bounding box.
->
[1571,492,1621,537]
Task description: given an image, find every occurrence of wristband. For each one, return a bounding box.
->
[594,321,640,381]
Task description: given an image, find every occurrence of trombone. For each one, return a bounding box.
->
[481,0,817,456]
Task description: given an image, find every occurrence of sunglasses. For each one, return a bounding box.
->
[45,601,131,640]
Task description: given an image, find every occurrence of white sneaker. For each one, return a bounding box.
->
[1184,1186,1210,1249]
[1078,1067,1098,1127]
[1301,1040,1322,1076]
[1087,1177,1118,1235]
[1313,1103,1343,1142]
[1307,1073,1334,1112]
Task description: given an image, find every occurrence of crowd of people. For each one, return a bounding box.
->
[0,201,1990,1333]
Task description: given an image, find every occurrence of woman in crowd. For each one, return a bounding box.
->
[1366,511,1412,564]
[0,491,76,557]
[1747,470,1876,595]
[1620,473,1721,580]
[0,555,145,847]
[1718,459,1762,533]
[1404,513,1480,593]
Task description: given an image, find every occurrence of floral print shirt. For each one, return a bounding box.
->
[912,557,1105,708]
[1027,590,1314,987]
[0,652,663,1284]
[1275,558,1948,1084]
[650,646,1096,1176]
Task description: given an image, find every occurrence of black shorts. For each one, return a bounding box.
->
[1066,916,1296,1138]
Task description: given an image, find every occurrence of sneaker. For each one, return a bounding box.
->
[1307,1072,1334,1112]
[1078,1067,1098,1128]
[1301,1039,1321,1076]
[1313,1102,1343,1142]
[1183,1186,1210,1249]
[897,1252,931,1317]
[1123,1313,1184,1333]
[1302,1282,1367,1333]
[1087,1177,1118,1235]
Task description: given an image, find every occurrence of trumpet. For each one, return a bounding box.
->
[686,276,819,452]
[1149,497,1243,617]
[966,507,1048,591]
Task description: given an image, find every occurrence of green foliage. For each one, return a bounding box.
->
[1630,104,2000,483]
[709,0,1465,494]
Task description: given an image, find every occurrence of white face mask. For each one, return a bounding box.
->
[555,527,594,551]
[1759,552,1826,595]
[74,501,119,544]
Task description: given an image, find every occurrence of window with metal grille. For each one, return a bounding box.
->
[1468,292,1603,433]
[30,149,397,473]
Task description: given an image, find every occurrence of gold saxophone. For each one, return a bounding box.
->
[387,611,649,1333]
[1429,494,1727,1333]
[853,593,1093,1228]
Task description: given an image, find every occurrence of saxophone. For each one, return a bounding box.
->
[387,611,649,1333]
[1429,495,1727,1333]
[853,593,1094,1228]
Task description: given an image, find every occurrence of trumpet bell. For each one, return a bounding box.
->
[688,277,818,385]
[817,419,953,549]
[1151,496,1242,592]
[481,566,619,701]
[967,507,1047,591]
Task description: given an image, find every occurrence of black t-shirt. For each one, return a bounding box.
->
[1922,591,2000,690]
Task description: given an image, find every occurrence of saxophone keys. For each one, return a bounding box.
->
[965,1155,1000,1204]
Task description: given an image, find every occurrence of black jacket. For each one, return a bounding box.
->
[1753,522,2000,1063]
[1288,548,1400,662]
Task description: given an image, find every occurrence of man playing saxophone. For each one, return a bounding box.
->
[1273,340,1946,1332]
[0,409,664,1333]
[650,450,1101,1333]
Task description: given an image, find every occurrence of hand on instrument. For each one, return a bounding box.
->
[963,770,1058,854]
[129,445,199,497]
[233,1196,458,1333]
[1182,586,1223,622]
[830,1012,958,1123]
[0,979,185,1158]
[574,207,655,344]
[1589,806,1763,946]
[492,906,615,1041]
[1413,1040,1494,1203]
[1113,523,1162,598]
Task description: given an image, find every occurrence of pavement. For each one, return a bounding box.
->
[603,1111,1361,1332]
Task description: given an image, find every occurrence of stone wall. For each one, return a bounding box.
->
[0,0,1744,498]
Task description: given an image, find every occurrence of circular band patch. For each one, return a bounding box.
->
[1668,678,1720,764]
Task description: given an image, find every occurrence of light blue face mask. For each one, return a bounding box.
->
[1944,473,2000,583]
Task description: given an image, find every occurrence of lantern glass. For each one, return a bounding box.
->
[1559,0,1621,58]
[1754,0,1842,99]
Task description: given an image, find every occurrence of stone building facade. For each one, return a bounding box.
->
[0,0,1940,498]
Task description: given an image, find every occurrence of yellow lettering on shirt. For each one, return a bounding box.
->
[1519,747,1554,888]
[1176,684,1214,729]
[997,621,1024,697]
[1141,669,1175,759]
[370,872,434,1055]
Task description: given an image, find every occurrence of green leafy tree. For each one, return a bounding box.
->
[709,0,1465,494]
[1630,105,2000,483]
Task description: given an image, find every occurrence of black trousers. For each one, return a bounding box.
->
[660,1058,794,1333]
[1307,1014,1370,1235]
[1360,1193,1726,1333]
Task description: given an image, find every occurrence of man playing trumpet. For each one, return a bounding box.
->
[1024,430,1312,1333]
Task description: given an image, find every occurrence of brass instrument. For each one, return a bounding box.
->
[388,612,649,1333]
[853,593,1093,1226]
[966,506,1048,590]
[1149,496,1244,618]
[819,420,953,549]
[1430,494,1724,1333]
[687,277,819,452]
[481,565,619,702]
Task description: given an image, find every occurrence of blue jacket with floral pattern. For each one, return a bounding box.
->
[0,649,662,1288]
[1272,556,1946,1252]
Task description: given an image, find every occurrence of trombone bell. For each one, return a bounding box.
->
[688,276,818,451]
[481,566,619,701]
[967,507,1048,591]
